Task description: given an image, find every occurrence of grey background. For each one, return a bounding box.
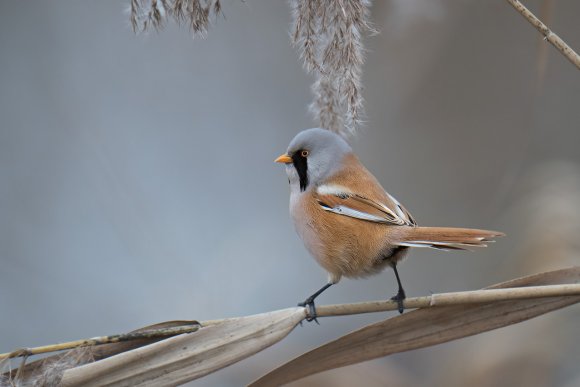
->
[1,1,579,386]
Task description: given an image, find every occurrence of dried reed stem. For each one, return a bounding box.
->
[0,323,200,360]
[313,283,580,318]
[2,284,579,360]
[505,0,580,69]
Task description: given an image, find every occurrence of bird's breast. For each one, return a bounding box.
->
[290,190,394,280]
[290,191,324,258]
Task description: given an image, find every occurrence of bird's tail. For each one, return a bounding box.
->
[396,227,504,251]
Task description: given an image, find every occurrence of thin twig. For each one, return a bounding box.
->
[505,0,580,70]
[0,323,201,360]
[2,284,579,360]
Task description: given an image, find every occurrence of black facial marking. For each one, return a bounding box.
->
[292,150,309,191]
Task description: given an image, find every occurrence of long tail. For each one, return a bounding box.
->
[396,227,504,251]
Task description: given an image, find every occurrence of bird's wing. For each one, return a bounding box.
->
[315,184,417,226]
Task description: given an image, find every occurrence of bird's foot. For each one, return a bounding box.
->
[390,288,406,314]
[298,298,320,324]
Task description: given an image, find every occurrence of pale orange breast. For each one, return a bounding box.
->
[292,190,396,282]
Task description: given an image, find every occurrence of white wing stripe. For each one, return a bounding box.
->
[317,184,351,196]
[320,205,390,223]
[386,193,405,218]
[398,241,486,249]
[317,184,413,226]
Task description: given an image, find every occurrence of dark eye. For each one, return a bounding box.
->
[301,150,309,158]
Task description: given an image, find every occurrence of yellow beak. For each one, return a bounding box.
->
[274,154,293,164]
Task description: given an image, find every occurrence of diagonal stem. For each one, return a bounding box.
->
[505,0,580,69]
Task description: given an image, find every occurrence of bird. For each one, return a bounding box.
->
[275,128,503,320]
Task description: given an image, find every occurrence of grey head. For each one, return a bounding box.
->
[280,128,352,192]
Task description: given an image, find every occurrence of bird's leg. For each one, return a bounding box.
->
[298,283,332,323]
[390,263,406,314]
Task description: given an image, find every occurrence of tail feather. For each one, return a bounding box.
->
[396,227,504,251]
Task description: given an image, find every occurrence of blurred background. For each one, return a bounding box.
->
[1,1,579,386]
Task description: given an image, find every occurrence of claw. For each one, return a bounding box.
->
[297,282,333,324]
[391,288,406,314]
[298,299,320,323]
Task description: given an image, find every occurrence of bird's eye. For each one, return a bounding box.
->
[301,150,309,158]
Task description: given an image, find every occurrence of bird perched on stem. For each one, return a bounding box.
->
[276,128,503,321]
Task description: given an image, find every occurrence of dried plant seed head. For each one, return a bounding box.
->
[130,0,223,37]
[129,0,373,138]
[289,0,374,138]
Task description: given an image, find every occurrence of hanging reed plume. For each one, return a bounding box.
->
[130,0,223,35]
[130,0,375,138]
[289,0,374,137]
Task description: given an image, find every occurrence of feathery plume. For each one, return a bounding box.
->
[129,0,373,137]
[290,0,374,137]
[130,0,223,36]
